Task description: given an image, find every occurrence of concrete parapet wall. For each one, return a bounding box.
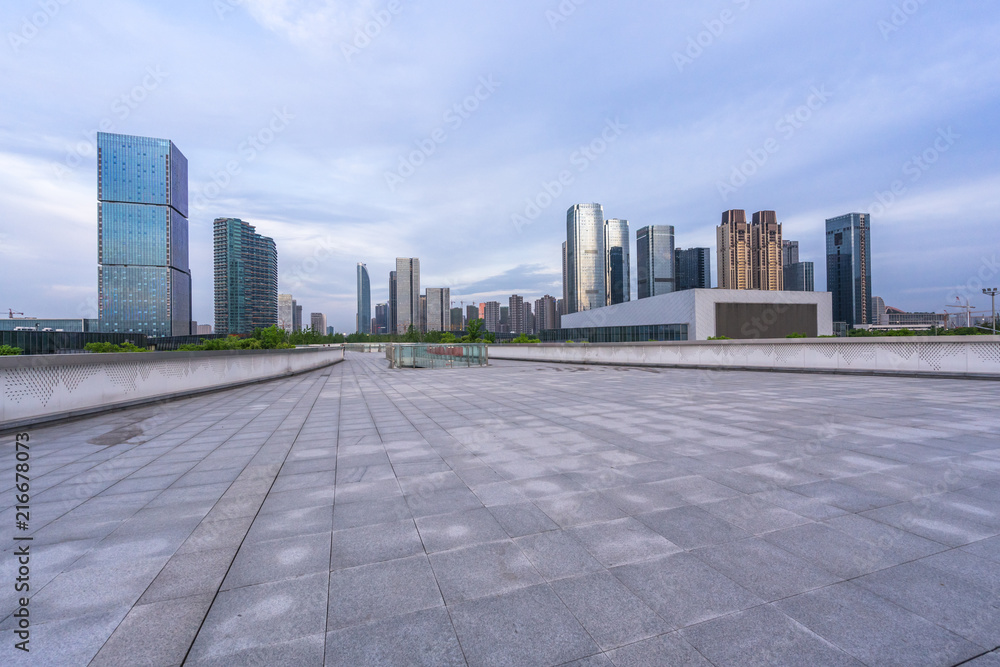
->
[0,347,345,429]
[488,337,1000,379]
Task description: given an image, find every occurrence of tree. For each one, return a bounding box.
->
[0,344,23,355]
[462,319,485,342]
[509,334,540,343]
[403,324,421,342]
[484,332,496,343]
[440,332,457,343]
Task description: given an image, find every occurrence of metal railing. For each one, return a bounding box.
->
[385,343,488,369]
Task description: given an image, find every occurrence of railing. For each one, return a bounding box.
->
[385,343,489,369]
[344,343,386,353]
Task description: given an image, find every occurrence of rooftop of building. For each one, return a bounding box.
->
[5,353,999,665]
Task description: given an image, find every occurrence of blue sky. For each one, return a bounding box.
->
[1,0,998,332]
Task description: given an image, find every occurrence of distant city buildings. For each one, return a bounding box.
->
[357,263,371,334]
[717,209,783,290]
[466,305,478,327]
[509,295,525,334]
[213,217,277,335]
[389,271,398,334]
[605,218,630,305]
[751,211,783,291]
[310,312,327,334]
[482,301,501,332]
[97,132,191,336]
[425,288,450,332]
[278,294,295,333]
[375,302,389,334]
[826,213,873,327]
[394,258,420,334]
[535,295,558,332]
[566,203,606,314]
[293,304,302,332]
[637,225,676,298]
[196,324,213,335]
[450,307,463,331]
[675,247,711,291]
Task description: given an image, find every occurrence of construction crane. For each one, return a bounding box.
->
[943,296,975,328]
[8,309,24,319]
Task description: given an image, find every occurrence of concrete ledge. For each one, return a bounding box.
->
[488,336,1000,380]
[0,346,345,430]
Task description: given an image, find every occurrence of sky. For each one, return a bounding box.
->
[1,0,999,332]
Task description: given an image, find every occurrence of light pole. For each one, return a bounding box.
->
[984,288,998,335]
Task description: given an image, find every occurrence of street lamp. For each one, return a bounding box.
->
[984,288,998,335]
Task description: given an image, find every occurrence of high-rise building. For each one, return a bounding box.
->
[196,324,213,335]
[213,217,277,335]
[375,303,389,334]
[566,203,606,314]
[636,225,675,299]
[450,307,463,331]
[605,218,630,305]
[482,301,501,332]
[717,210,751,290]
[782,240,799,267]
[425,288,450,332]
[751,211,783,291]
[97,132,191,336]
[784,262,815,292]
[675,247,711,291]
[389,271,398,334]
[535,295,558,332]
[310,312,327,334]
[561,241,568,310]
[327,326,335,335]
[523,302,535,335]
[826,213,873,327]
[293,303,302,332]
[466,304,479,327]
[509,295,525,334]
[394,258,420,334]
[278,294,294,333]
[357,263,371,334]
[419,294,427,333]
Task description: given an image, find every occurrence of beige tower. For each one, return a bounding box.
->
[717,210,751,290]
[751,211,783,291]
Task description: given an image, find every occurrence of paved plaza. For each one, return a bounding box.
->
[3,352,1000,666]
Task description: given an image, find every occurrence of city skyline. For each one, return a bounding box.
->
[3,3,998,332]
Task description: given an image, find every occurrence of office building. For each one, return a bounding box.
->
[675,247,711,291]
[425,288,450,332]
[784,262,815,292]
[566,203,606,314]
[310,312,327,334]
[389,271,397,334]
[450,307,463,331]
[751,211,783,291]
[97,132,191,336]
[357,263,371,334]
[826,213,873,327]
[637,225,675,299]
[213,217,277,335]
[419,294,427,333]
[394,258,420,334]
[375,303,389,334]
[278,294,294,333]
[562,241,568,309]
[196,324,213,335]
[293,304,302,332]
[500,306,510,333]
[482,301,501,332]
[326,326,335,335]
[717,210,751,290]
[782,240,799,267]
[605,217,630,305]
[509,295,525,334]
[466,304,479,327]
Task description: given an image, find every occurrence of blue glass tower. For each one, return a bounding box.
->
[357,263,371,334]
[98,132,191,336]
[826,213,872,328]
[214,218,278,335]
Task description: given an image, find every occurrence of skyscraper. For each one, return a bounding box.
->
[509,295,525,334]
[278,294,294,333]
[310,312,327,334]
[425,288,450,332]
[389,271,397,334]
[781,238,814,292]
[675,247,711,291]
[375,303,389,334]
[450,307,463,331]
[826,213,873,327]
[213,217,277,335]
[97,132,191,336]
[566,203,605,314]
[535,295,558,332]
[357,263,371,334]
[466,305,479,326]
[523,301,535,335]
[293,303,302,332]
[482,301,501,332]
[561,241,568,310]
[717,210,751,290]
[605,218,630,305]
[394,258,420,334]
[751,210,783,291]
[636,225,675,299]
[782,240,799,267]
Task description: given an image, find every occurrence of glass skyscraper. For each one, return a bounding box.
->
[605,218,630,305]
[214,217,277,335]
[357,263,371,334]
[98,132,191,336]
[826,213,872,327]
[675,247,711,291]
[636,225,675,298]
[566,204,606,314]
[394,258,419,334]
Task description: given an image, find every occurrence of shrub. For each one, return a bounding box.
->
[0,344,23,355]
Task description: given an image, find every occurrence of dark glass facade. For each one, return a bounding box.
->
[357,263,371,334]
[675,247,712,291]
[783,261,815,292]
[539,324,688,343]
[826,213,872,327]
[213,217,278,335]
[97,132,191,337]
[637,225,675,298]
